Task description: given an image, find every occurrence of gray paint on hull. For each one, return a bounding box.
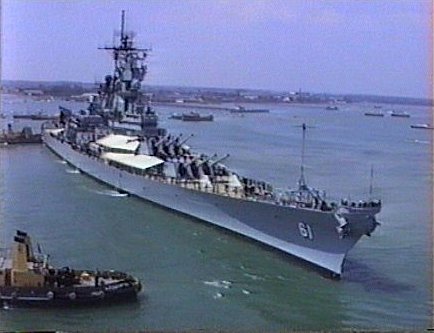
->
[43,134,372,275]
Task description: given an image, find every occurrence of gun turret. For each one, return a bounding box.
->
[167,134,183,146]
[153,135,168,147]
[188,155,203,164]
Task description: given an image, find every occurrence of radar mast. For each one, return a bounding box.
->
[96,10,151,119]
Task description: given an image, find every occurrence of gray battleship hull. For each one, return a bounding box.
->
[43,133,374,276]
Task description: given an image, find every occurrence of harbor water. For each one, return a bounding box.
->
[0,95,432,330]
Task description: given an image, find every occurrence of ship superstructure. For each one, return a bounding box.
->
[42,11,382,277]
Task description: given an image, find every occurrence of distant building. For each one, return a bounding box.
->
[243,95,259,100]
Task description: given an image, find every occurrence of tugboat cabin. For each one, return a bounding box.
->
[0,231,44,288]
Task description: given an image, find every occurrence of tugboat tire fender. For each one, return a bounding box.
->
[46,291,54,300]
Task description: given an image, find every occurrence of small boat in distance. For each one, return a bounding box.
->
[364,111,384,117]
[410,123,434,130]
[325,105,339,111]
[170,112,213,122]
[390,111,410,118]
[13,112,57,121]
[0,125,42,145]
[230,105,269,113]
[0,231,142,307]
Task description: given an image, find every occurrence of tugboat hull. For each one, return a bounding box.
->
[0,284,140,307]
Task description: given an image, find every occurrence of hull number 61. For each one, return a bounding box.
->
[298,222,314,240]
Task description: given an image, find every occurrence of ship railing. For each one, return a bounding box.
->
[271,187,336,211]
[102,152,379,213]
[69,149,271,201]
[64,145,337,206]
[337,199,382,215]
[137,173,248,199]
[59,142,382,213]
[339,199,381,209]
[66,144,336,204]
[51,143,349,210]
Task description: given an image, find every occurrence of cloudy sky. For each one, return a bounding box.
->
[1,0,432,98]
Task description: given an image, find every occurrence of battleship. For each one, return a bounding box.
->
[0,231,141,307]
[42,11,381,277]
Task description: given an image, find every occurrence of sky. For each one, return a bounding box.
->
[1,0,432,98]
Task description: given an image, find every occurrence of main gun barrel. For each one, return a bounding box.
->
[179,134,194,146]
[210,154,230,166]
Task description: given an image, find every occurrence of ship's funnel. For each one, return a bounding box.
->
[12,236,28,271]
[16,230,28,237]
[14,231,34,263]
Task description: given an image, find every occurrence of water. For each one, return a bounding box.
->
[0,96,432,330]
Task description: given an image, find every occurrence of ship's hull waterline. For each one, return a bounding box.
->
[43,133,372,277]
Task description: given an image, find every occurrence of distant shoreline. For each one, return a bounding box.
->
[1,80,432,107]
[154,101,329,111]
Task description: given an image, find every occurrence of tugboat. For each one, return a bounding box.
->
[13,112,57,121]
[410,123,434,130]
[390,111,410,118]
[182,112,213,121]
[169,112,183,120]
[230,105,269,113]
[364,111,384,117]
[0,231,142,307]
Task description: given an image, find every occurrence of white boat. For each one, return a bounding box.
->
[364,111,384,117]
[390,111,410,118]
[410,123,433,129]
